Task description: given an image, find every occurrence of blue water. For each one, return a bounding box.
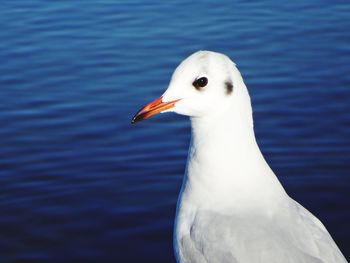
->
[0,1,349,262]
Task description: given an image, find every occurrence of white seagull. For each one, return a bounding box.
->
[132,51,347,263]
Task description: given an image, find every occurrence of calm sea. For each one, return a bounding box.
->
[0,1,349,262]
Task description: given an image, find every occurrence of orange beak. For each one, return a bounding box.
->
[131,96,181,124]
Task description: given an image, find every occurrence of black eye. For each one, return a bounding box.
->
[192,77,208,90]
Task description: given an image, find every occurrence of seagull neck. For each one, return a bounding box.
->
[190,106,256,147]
[184,106,286,211]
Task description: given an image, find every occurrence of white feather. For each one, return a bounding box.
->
[161,51,347,263]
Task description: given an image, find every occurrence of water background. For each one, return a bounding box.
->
[0,1,349,262]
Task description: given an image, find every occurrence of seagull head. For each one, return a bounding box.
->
[132,50,250,124]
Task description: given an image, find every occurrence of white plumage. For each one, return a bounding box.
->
[132,51,347,263]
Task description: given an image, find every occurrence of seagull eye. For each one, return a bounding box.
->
[193,77,208,90]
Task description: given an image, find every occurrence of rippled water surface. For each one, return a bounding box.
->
[0,1,349,262]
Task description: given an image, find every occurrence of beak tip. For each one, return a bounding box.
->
[131,112,145,124]
[131,116,139,124]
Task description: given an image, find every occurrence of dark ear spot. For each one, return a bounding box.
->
[225,80,233,95]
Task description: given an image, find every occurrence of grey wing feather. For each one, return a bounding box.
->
[177,201,347,263]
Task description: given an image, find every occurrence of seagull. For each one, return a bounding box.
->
[131,51,347,263]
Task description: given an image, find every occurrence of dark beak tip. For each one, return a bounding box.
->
[131,118,139,124]
[131,116,138,124]
[131,112,144,124]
